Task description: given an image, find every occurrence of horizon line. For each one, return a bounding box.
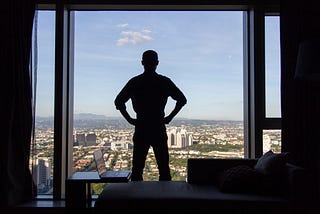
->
[36,113,243,122]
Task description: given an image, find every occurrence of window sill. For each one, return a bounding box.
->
[16,199,65,208]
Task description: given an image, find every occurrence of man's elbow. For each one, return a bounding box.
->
[114,100,125,110]
[178,98,187,107]
[116,105,126,111]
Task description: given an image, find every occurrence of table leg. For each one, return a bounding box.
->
[66,180,87,209]
[87,182,92,208]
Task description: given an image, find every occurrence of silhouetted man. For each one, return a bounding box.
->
[114,50,187,181]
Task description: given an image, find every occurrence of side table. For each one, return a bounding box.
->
[65,171,108,209]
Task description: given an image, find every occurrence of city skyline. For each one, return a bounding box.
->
[35,10,280,121]
[32,115,280,193]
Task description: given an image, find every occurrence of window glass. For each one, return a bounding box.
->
[31,10,55,195]
[265,16,281,118]
[263,129,281,154]
[73,10,244,193]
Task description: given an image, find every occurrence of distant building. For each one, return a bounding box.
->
[32,158,52,194]
[111,141,131,150]
[76,133,86,146]
[86,132,97,146]
[167,128,176,147]
[103,141,112,148]
[263,134,272,153]
[167,127,192,148]
[74,132,97,146]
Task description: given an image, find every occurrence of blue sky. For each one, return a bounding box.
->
[35,10,280,121]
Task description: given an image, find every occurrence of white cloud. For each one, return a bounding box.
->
[116,23,129,28]
[117,37,130,46]
[142,29,151,33]
[116,30,153,46]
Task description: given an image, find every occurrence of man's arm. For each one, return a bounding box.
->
[118,108,136,126]
[164,101,186,124]
[164,80,187,124]
[114,81,136,126]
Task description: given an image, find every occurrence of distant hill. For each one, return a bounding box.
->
[74,113,108,120]
[35,113,242,129]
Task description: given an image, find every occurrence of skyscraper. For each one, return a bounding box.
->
[167,127,192,148]
[86,132,97,146]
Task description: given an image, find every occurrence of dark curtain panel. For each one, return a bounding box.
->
[1,0,36,207]
[280,0,320,211]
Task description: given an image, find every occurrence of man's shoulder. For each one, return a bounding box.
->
[128,74,143,82]
[130,73,172,83]
[157,74,171,81]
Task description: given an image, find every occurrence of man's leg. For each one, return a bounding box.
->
[153,137,171,181]
[131,135,149,181]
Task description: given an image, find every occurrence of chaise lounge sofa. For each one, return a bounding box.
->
[94,151,308,214]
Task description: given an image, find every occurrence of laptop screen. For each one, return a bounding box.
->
[93,149,107,175]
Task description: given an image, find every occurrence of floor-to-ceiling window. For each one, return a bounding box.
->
[32,2,280,199]
[73,11,244,191]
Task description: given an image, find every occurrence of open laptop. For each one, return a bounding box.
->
[93,149,131,182]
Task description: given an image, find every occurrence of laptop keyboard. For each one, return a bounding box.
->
[104,170,129,177]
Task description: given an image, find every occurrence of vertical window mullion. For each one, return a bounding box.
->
[243,10,250,158]
[253,6,266,158]
[54,2,69,200]
[66,10,75,194]
[244,6,265,158]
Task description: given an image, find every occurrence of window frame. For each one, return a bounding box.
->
[35,0,280,200]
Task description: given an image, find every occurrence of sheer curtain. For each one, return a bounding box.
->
[30,8,39,200]
[1,0,37,207]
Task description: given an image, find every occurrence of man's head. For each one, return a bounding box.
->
[142,50,159,70]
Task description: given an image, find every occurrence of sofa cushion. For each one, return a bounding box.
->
[254,150,291,196]
[254,150,290,175]
[218,165,263,193]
